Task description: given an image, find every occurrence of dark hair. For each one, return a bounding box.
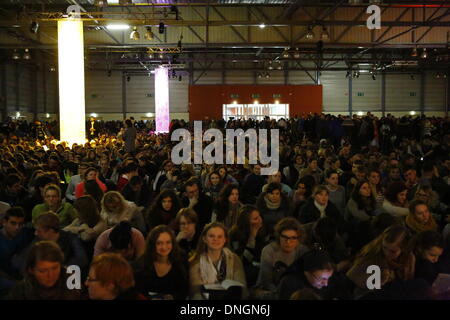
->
[73,195,101,228]
[413,231,444,256]
[125,119,133,128]
[25,241,64,275]
[83,167,98,181]
[313,217,337,247]
[385,181,408,203]
[409,199,428,215]
[145,189,180,229]
[274,217,302,244]
[351,180,376,211]
[5,173,21,188]
[175,208,198,226]
[184,177,200,190]
[109,221,132,250]
[122,163,138,174]
[4,207,25,221]
[295,175,316,198]
[84,180,104,210]
[142,225,182,265]
[266,182,282,194]
[215,184,240,222]
[34,212,60,233]
[129,175,143,187]
[325,169,338,179]
[302,249,334,272]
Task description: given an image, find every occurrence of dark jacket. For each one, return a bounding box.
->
[297,198,342,228]
[256,193,291,237]
[181,193,214,232]
[240,173,266,204]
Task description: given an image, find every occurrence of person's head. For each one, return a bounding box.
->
[218,166,227,178]
[102,191,126,214]
[184,177,200,200]
[34,212,60,241]
[414,185,433,205]
[176,208,198,238]
[84,180,104,206]
[5,173,22,194]
[86,253,135,300]
[109,221,132,255]
[25,241,64,288]
[358,225,412,264]
[294,154,304,165]
[385,181,408,206]
[295,176,315,198]
[409,200,431,225]
[266,182,282,203]
[78,162,89,177]
[84,167,98,181]
[234,205,263,234]
[269,171,283,184]
[208,171,221,186]
[302,250,334,290]
[275,217,302,254]
[368,169,381,186]
[404,166,417,183]
[125,119,133,128]
[388,166,401,180]
[252,164,261,175]
[309,159,318,170]
[145,225,179,262]
[43,184,62,209]
[99,158,110,171]
[73,195,101,227]
[355,166,367,181]
[219,184,240,205]
[153,189,179,213]
[122,163,139,178]
[325,170,339,187]
[312,185,329,206]
[2,207,25,239]
[355,180,372,198]
[162,160,174,172]
[413,231,444,264]
[197,222,228,254]
[128,175,143,192]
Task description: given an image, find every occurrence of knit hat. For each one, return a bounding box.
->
[302,249,333,272]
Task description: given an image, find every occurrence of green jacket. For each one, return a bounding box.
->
[32,202,76,228]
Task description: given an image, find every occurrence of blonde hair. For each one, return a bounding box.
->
[101,191,126,213]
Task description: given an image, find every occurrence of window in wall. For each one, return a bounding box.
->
[223,103,289,120]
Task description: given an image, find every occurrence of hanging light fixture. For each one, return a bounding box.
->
[277,61,282,70]
[421,48,428,59]
[265,72,270,79]
[293,48,300,59]
[12,49,20,60]
[305,26,315,40]
[321,26,330,40]
[268,61,274,70]
[159,52,164,59]
[130,26,140,40]
[282,48,290,59]
[23,48,31,60]
[411,47,418,57]
[144,27,154,40]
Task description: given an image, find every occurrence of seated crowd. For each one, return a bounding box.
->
[0,113,450,300]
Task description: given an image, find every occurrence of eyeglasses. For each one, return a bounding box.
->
[86,276,99,283]
[280,234,299,242]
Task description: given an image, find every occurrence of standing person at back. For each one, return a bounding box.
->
[123,119,137,155]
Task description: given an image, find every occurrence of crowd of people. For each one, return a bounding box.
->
[0,112,449,300]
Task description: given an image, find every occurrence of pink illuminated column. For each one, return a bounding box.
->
[155,67,170,133]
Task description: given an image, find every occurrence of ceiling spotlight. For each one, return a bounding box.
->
[148,53,154,59]
[411,47,418,57]
[257,73,262,79]
[444,73,448,79]
[159,22,165,34]
[12,50,20,60]
[265,72,270,79]
[282,49,290,59]
[159,53,164,59]
[259,23,266,29]
[23,48,31,60]
[30,21,39,34]
[277,62,282,70]
[94,0,108,7]
[130,26,140,40]
[321,27,330,40]
[144,27,154,40]
[293,48,300,59]
[50,66,56,72]
[421,48,428,59]
[305,26,315,40]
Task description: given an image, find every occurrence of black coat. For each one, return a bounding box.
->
[297,198,343,228]
[181,193,214,231]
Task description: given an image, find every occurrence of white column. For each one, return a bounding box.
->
[155,67,170,133]
[57,19,86,146]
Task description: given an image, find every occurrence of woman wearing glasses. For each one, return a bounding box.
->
[254,217,308,299]
[86,252,143,300]
[189,222,247,300]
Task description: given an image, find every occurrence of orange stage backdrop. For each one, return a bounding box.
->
[188,85,323,121]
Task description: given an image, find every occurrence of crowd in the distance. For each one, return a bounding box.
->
[0,112,449,300]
